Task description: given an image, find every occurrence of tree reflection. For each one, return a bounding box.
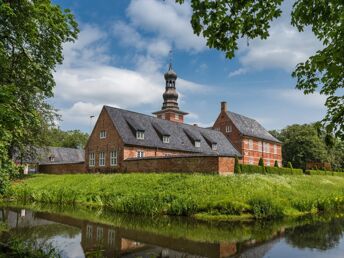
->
[286,217,344,250]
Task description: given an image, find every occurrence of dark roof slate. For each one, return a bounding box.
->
[37,147,85,165]
[226,111,281,143]
[105,106,241,157]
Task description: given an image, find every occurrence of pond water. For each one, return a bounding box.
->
[1,204,344,258]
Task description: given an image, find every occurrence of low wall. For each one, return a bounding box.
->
[123,155,235,175]
[38,162,86,174]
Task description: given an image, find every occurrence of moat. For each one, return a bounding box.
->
[1,204,344,258]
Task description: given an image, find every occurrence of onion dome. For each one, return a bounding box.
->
[164,63,177,80]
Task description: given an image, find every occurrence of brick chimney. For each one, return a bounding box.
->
[221,101,228,112]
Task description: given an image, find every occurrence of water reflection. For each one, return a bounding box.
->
[1,206,344,258]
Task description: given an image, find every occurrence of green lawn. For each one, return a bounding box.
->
[7,173,344,220]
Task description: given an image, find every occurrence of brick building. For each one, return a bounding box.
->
[85,65,241,174]
[213,102,282,166]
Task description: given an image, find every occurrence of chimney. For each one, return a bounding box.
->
[221,101,227,112]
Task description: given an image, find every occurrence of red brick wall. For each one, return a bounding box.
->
[123,146,190,159]
[38,163,85,174]
[123,155,235,174]
[85,107,125,173]
[157,112,184,123]
[213,107,282,166]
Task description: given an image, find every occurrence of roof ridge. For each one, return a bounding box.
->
[104,105,219,133]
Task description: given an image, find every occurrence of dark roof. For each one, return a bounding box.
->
[104,106,241,157]
[226,111,281,143]
[37,147,84,165]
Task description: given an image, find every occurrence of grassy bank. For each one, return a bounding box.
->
[7,173,344,220]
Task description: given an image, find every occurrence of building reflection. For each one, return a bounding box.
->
[0,208,283,258]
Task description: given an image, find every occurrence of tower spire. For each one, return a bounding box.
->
[152,54,188,123]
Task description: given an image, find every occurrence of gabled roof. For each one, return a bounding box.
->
[104,106,241,157]
[226,111,281,143]
[37,147,85,165]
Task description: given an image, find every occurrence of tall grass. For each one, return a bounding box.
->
[8,173,344,220]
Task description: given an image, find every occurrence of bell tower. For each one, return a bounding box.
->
[152,61,188,123]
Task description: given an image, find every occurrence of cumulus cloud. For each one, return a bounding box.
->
[228,68,248,78]
[127,0,206,52]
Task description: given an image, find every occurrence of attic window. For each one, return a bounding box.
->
[100,130,106,139]
[212,143,217,151]
[195,140,201,148]
[163,135,170,143]
[136,131,145,140]
[225,125,232,133]
[49,155,55,162]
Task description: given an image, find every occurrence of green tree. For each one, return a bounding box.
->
[276,124,328,169]
[43,128,89,149]
[0,0,78,163]
[234,156,241,174]
[258,157,264,167]
[176,0,344,139]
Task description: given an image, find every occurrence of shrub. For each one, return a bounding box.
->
[248,197,284,219]
[305,170,344,177]
[234,156,241,174]
[274,160,279,167]
[287,162,293,169]
[258,158,264,167]
[240,164,265,174]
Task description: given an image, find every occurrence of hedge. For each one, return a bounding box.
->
[304,170,344,177]
[239,164,303,175]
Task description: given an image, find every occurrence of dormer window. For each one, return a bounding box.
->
[163,135,170,143]
[136,131,144,140]
[212,143,217,151]
[100,130,106,139]
[49,155,55,162]
[195,140,201,148]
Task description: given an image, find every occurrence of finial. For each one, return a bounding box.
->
[168,49,173,70]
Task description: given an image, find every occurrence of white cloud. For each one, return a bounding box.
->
[228,68,248,78]
[275,89,326,109]
[127,0,206,52]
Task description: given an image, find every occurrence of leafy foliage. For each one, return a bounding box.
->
[176,0,344,138]
[234,156,241,174]
[42,128,89,149]
[0,0,78,167]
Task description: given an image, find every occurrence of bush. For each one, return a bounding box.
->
[248,197,284,219]
[305,170,344,177]
[274,160,279,167]
[258,158,264,167]
[240,164,265,174]
[234,156,241,174]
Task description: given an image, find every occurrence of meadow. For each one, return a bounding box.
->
[7,173,344,220]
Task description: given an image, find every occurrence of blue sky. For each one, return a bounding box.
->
[51,0,326,133]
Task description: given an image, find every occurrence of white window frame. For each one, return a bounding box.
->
[99,130,106,139]
[195,140,201,148]
[248,139,253,150]
[99,152,105,166]
[225,125,232,133]
[175,113,179,120]
[86,224,93,240]
[263,142,270,153]
[212,143,217,151]
[249,157,254,165]
[110,151,117,166]
[89,153,95,167]
[266,159,271,166]
[163,135,170,143]
[96,227,103,241]
[137,151,144,158]
[274,144,277,154]
[258,141,262,152]
[136,131,144,140]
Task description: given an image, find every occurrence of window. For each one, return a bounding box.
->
[274,144,277,154]
[110,151,117,166]
[137,151,144,158]
[136,131,144,140]
[86,225,93,240]
[96,227,103,241]
[175,113,179,120]
[263,142,270,153]
[248,139,253,150]
[161,114,165,120]
[266,159,271,166]
[212,143,217,151]
[195,140,201,148]
[99,130,106,139]
[163,135,170,143]
[225,125,232,133]
[249,157,254,165]
[89,153,95,167]
[258,141,262,152]
[108,230,116,246]
[215,127,220,131]
[48,155,55,162]
[99,152,105,166]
